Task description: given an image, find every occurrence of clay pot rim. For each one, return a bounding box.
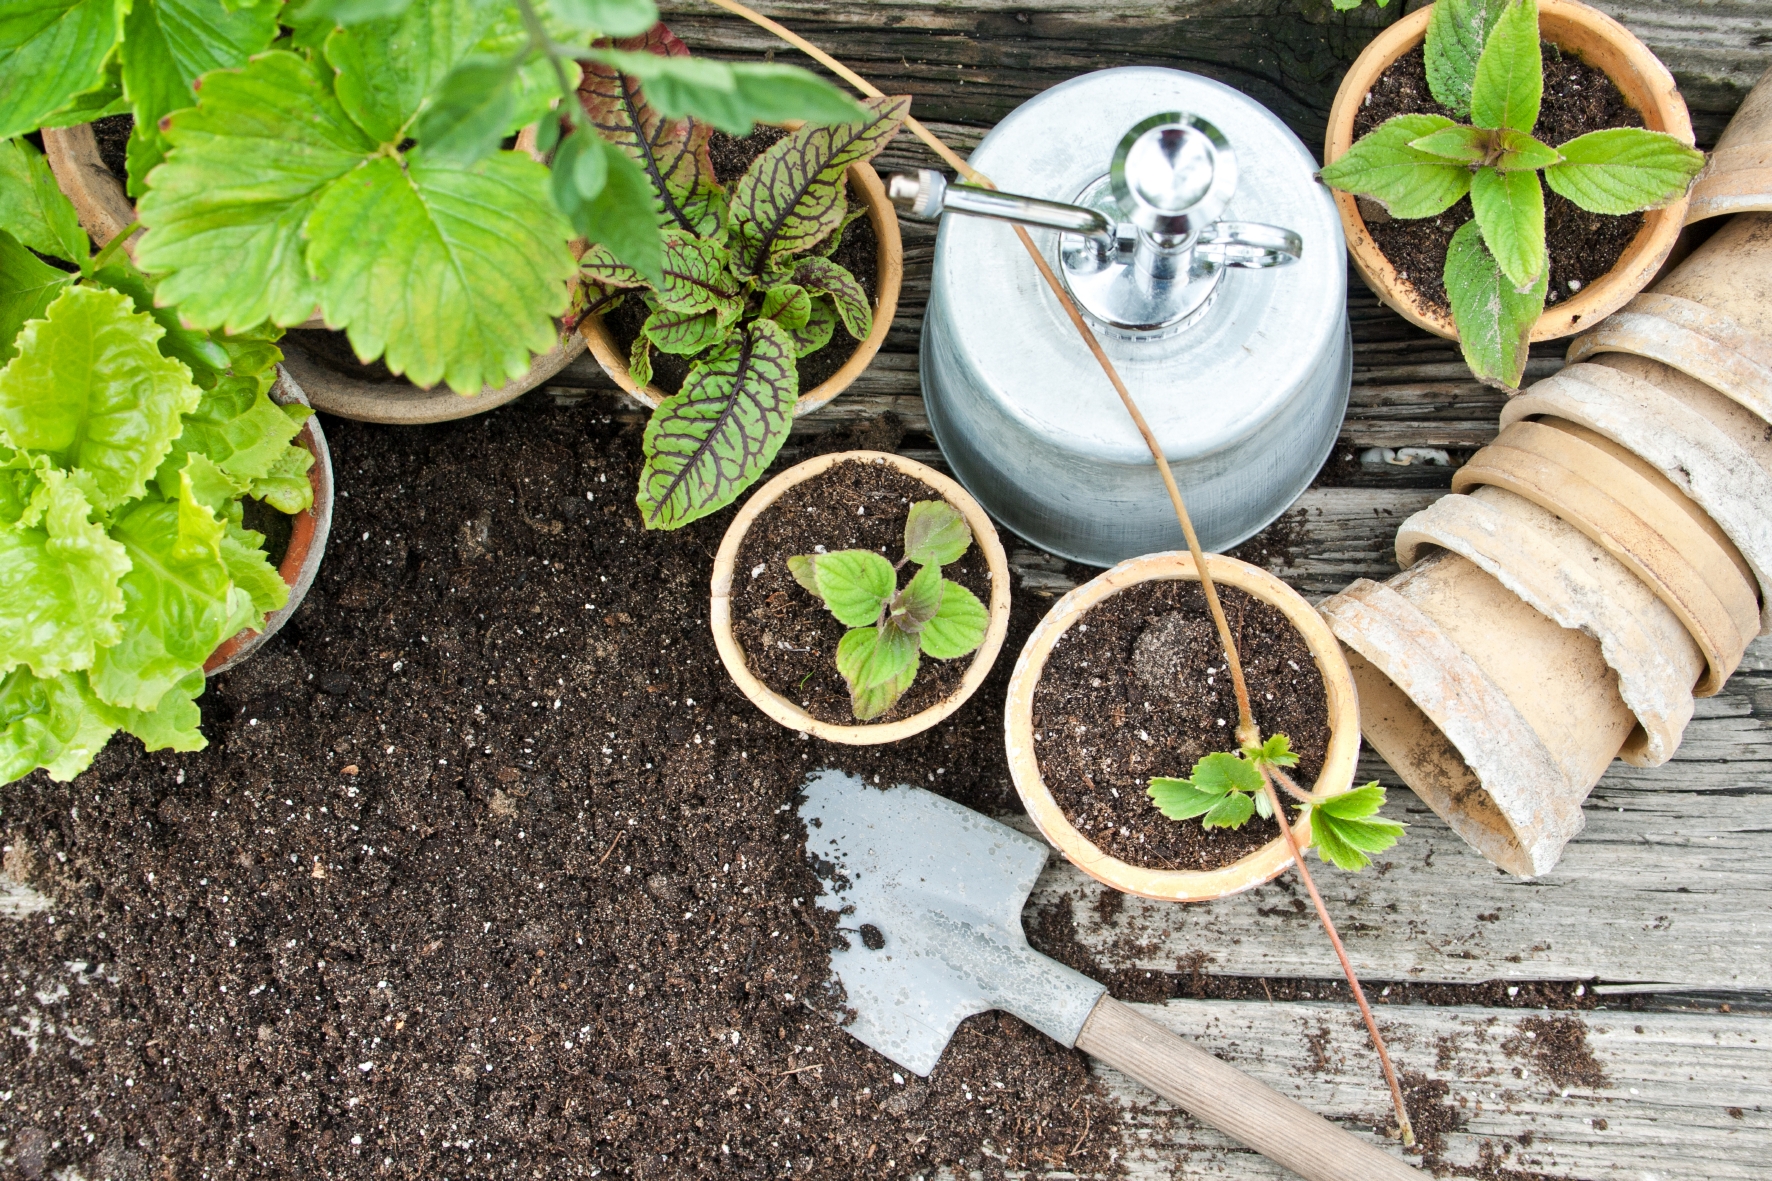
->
[1323,0,1694,345]
[203,365,334,675]
[579,160,903,417]
[1003,552,1363,903]
[709,450,1011,746]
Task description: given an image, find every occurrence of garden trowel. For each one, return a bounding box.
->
[800,769,1419,1181]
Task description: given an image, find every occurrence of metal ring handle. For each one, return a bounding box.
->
[1195,222,1302,269]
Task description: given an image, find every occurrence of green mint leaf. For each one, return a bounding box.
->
[1469,166,1545,289]
[1318,114,1472,219]
[901,499,972,567]
[808,549,895,627]
[1470,0,1541,133]
[778,296,836,359]
[0,0,124,140]
[728,95,909,277]
[1408,124,1492,163]
[790,255,871,339]
[919,578,986,660]
[836,620,918,721]
[760,284,812,332]
[552,0,659,36]
[1189,750,1265,796]
[0,137,89,265]
[636,318,798,529]
[577,25,727,238]
[1202,790,1256,830]
[590,49,868,135]
[786,553,820,594]
[1544,128,1707,214]
[1146,777,1223,821]
[889,561,942,632]
[641,304,731,356]
[0,230,73,363]
[1244,732,1299,768]
[118,0,282,195]
[135,50,377,332]
[1425,0,1504,117]
[304,149,576,393]
[655,232,742,320]
[0,469,128,679]
[1493,128,1560,171]
[552,126,665,286]
[410,55,520,165]
[0,285,201,512]
[1444,217,1545,389]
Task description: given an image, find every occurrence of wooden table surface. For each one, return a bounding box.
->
[542,2,1772,1175]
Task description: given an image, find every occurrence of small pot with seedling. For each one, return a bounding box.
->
[1321,0,1703,388]
[710,452,1010,745]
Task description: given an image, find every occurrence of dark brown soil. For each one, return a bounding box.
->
[0,404,1119,1180]
[1032,580,1330,873]
[1353,44,1647,318]
[729,458,994,726]
[91,113,133,181]
[607,127,880,397]
[1503,1015,1609,1090]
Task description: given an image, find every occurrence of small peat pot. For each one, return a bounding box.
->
[1004,553,1361,902]
[1324,0,1694,345]
[204,367,336,675]
[710,451,1010,744]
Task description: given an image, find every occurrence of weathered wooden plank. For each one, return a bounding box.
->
[1102,999,1772,1181]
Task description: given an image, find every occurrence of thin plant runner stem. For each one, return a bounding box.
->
[702,0,1412,1145]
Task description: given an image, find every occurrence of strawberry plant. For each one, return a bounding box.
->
[575,28,907,530]
[0,144,312,783]
[1319,0,1704,388]
[787,500,988,721]
[1148,734,1406,871]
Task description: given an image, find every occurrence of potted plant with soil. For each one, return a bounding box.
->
[574,26,907,529]
[1321,0,1703,387]
[710,451,1010,745]
[0,178,329,783]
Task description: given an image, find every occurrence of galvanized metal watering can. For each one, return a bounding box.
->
[898,68,1349,566]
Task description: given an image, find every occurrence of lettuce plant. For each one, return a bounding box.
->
[787,501,989,721]
[1,0,864,394]
[1148,734,1406,871]
[0,141,310,784]
[1320,0,1704,388]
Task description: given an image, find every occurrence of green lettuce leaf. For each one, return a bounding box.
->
[1470,0,1541,134]
[102,665,206,753]
[1543,128,1707,215]
[220,517,287,629]
[0,468,128,678]
[919,579,986,660]
[246,441,314,515]
[0,284,202,512]
[155,374,302,495]
[0,136,89,265]
[0,0,125,140]
[0,666,116,783]
[1318,114,1472,219]
[1444,217,1545,389]
[0,229,73,363]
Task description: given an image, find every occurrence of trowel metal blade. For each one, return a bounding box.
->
[800,769,1106,1077]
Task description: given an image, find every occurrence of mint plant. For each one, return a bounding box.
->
[0,145,313,783]
[786,500,988,721]
[1319,0,1704,388]
[1148,734,1406,871]
[576,28,907,530]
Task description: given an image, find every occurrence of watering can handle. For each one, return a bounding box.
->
[1075,996,1422,1180]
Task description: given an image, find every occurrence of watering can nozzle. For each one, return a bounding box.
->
[888,168,1120,262]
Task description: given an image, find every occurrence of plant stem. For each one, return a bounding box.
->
[1259,766,1415,1147]
[1267,763,1317,806]
[512,0,579,112]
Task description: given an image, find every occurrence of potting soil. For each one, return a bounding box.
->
[1032,580,1331,873]
[729,459,994,726]
[1353,44,1647,317]
[0,404,1123,1179]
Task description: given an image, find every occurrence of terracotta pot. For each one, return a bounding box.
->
[1686,66,1772,223]
[43,121,582,423]
[1004,553,1361,903]
[1451,418,1757,691]
[1321,552,1637,878]
[580,160,902,418]
[1395,484,1702,766]
[1323,0,1694,344]
[203,366,335,675]
[709,450,1010,745]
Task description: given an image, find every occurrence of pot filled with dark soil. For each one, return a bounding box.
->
[1323,0,1694,346]
[711,451,1010,745]
[1004,553,1362,901]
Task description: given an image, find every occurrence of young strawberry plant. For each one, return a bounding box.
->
[575,28,907,530]
[1319,0,1704,388]
[0,144,312,782]
[786,500,988,720]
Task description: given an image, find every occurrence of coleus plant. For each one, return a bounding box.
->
[787,500,989,721]
[0,141,312,783]
[1,0,863,394]
[1147,734,1406,871]
[576,29,908,530]
[1319,0,1705,388]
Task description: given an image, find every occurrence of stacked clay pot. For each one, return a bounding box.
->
[1320,70,1772,878]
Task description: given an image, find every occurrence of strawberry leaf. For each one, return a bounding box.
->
[1202,791,1256,830]
[1305,784,1406,871]
[551,0,658,36]
[1544,128,1706,215]
[1319,114,1472,219]
[1425,0,1504,117]
[902,499,972,567]
[808,550,895,627]
[1469,166,1545,289]
[1189,750,1265,796]
[1444,217,1545,389]
[1147,777,1223,821]
[552,125,664,285]
[1470,0,1541,134]
[919,578,986,660]
[1244,732,1299,768]
[589,48,869,136]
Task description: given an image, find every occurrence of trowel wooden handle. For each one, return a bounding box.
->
[1075,997,1421,1181]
